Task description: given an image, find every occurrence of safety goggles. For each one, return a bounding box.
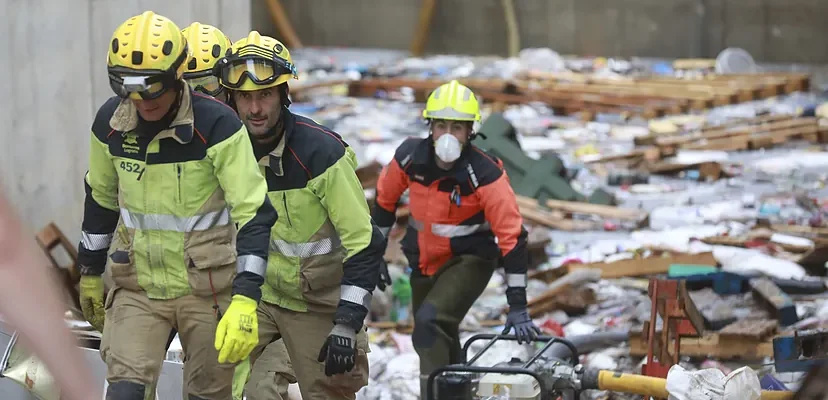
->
[216,56,297,89]
[108,72,175,100]
[107,46,188,100]
[184,70,223,97]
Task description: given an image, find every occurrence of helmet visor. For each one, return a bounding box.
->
[185,75,222,97]
[108,73,170,100]
[219,58,296,89]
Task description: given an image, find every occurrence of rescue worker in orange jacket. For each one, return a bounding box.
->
[371,80,541,397]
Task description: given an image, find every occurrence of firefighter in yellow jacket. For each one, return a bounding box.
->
[215,31,386,399]
[181,22,297,400]
[76,12,277,399]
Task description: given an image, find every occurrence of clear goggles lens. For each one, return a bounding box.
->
[185,75,222,96]
[109,75,169,100]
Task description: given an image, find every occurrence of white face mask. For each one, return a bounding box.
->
[434,134,463,163]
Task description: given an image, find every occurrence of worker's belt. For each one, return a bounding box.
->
[409,217,490,238]
[270,235,341,258]
[119,208,231,232]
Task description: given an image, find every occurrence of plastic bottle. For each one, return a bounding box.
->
[391,274,412,323]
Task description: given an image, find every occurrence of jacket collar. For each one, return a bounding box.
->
[256,108,296,177]
[109,81,195,144]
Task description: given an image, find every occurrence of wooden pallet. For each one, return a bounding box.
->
[347,72,810,121]
[523,71,811,111]
[348,78,685,120]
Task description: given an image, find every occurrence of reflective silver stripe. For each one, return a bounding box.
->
[237,255,267,277]
[408,217,490,238]
[425,108,477,120]
[340,285,372,309]
[506,273,528,288]
[81,232,113,251]
[378,226,391,238]
[271,236,341,258]
[432,222,490,237]
[119,208,231,232]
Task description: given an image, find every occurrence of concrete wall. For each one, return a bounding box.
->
[0,0,250,241]
[253,0,828,64]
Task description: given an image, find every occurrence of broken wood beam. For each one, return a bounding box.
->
[750,278,799,326]
[543,198,648,221]
[628,330,775,359]
[567,251,717,279]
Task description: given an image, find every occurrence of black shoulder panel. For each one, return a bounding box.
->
[288,114,348,179]
[393,137,424,167]
[467,145,504,187]
[191,91,244,148]
[91,96,122,141]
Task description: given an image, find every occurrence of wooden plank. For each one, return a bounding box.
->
[628,331,775,359]
[543,199,647,221]
[567,252,717,278]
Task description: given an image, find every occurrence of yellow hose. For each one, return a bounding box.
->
[595,370,795,399]
[597,370,670,398]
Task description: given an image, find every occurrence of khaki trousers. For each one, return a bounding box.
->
[100,287,235,399]
[240,338,296,399]
[246,302,370,400]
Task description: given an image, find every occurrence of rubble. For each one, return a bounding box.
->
[309,49,828,400]
[21,47,828,399]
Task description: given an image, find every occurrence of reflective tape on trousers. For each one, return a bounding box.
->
[81,232,114,251]
[408,217,490,238]
[270,235,341,258]
[340,284,372,309]
[119,208,231,232]
[237,255,267,277]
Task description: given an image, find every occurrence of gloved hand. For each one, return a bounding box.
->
[79,275,105,332]
[376,259,392,291]
[214,295,259,364]
[317,324,357,376]
[502,306,541,344]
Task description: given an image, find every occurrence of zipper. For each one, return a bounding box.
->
[176,164,182,204]
[282,192,292,227]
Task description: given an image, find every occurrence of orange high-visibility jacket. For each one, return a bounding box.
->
[372,137,529,281]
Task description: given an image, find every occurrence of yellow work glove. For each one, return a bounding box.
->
[214,295,259,364]
[78,275,105,332]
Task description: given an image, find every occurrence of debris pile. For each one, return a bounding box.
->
[24,47,828,399]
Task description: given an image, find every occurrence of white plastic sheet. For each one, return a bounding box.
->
[666,365,761,400]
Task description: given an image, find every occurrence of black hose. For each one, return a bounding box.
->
[541,329,630,361]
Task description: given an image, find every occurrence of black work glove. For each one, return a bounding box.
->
[503,306,541,344]
[377,259,392,291]
[317,324,357,376]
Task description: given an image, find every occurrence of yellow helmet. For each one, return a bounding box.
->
[181,22,232,97]
[107,11,190,100]
[422,80,481,122]
[215,31,298,92]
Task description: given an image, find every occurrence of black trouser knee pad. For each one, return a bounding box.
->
[106,380,145,400]
[412,302,439,349]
